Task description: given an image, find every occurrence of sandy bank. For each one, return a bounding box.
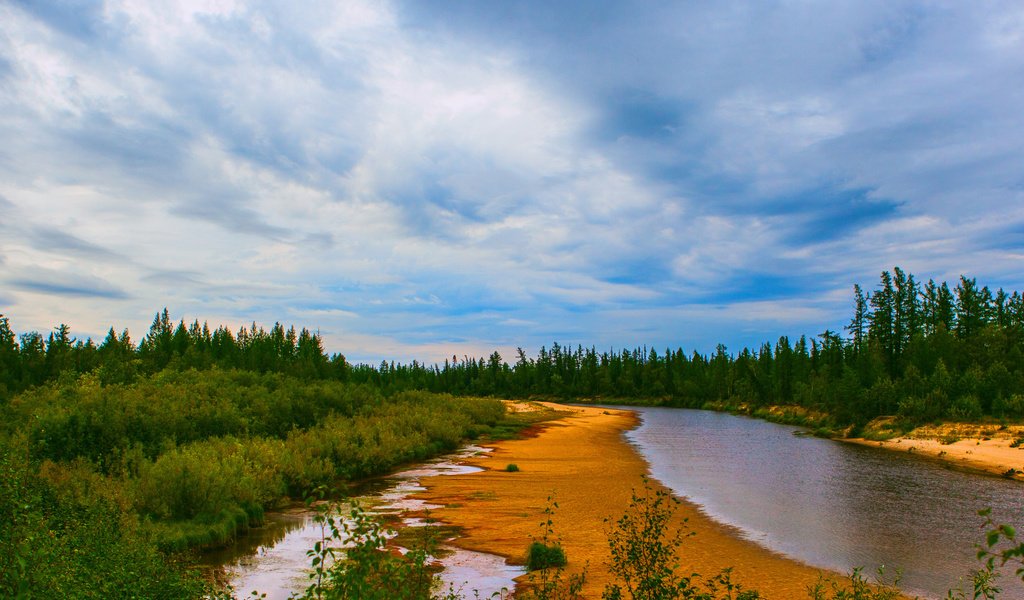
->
[415,402,834,598]
[845,423,1024,481]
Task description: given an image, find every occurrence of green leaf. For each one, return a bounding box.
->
[987,531,1000,547]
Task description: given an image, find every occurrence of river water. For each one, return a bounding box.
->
[621,406,1024,599]
[202,445,523,599]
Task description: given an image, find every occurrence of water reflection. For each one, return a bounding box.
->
[205,445,524,599]
[622,407,1024,599]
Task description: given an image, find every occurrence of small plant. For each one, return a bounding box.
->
[527,541,567,571]
[506,464,521,472]
[603,478,692,600]
[976,508,1024,583]
[807,567,903,600]
[522,494,586,600]
[1010,437,1024,448]
[296,486,454,600]
[602,477,762,600]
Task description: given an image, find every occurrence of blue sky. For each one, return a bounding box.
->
[1,1,1023,363]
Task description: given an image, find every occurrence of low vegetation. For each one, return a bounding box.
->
[0,368,507,596]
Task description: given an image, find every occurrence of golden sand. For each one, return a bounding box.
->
[415,402,835,598]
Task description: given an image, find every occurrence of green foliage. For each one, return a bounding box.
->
[522,495,586,600]
[602,478,691,600]
[602,478,761,600]
[0,366,506,581]
[7,268,1024,430]
[294,490,462,600]
[0,438,209,599]
[527,542,567,571]
[949,395,984,421]
[506,463,521,472]
[807,567,902,600]
[976,508,1024,584]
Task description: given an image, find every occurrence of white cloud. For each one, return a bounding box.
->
[1,1,1022,361]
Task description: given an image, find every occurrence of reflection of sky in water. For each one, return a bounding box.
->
[213,445,523,600]
[621,407,1024,600]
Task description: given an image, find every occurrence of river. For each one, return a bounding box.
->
[621,406,1024,599]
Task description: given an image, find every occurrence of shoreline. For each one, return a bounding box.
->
[414,402,835,598]
[844,424,1024,481]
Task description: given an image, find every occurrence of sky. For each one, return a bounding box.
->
[1,1,1023,364]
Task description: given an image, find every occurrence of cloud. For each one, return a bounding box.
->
[0,1,1021,360]
[28,226,123,259]
[9,270,129,300]
[11,0,108,41]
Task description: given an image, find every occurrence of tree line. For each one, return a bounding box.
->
[358,267,1024,428]
[4,266,1024,428]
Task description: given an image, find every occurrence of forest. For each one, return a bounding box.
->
[2,266,1024,597]
[4,267,1024,429]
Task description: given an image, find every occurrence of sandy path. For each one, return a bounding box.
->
[415,402,834,598]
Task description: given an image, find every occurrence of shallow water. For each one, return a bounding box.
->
[620,406,1024,599]
[203,446,524,599]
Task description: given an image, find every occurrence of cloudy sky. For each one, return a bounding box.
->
[1,1,1023,363]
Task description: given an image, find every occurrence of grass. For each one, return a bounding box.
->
[149,503,262,552]
[479,405,566,441]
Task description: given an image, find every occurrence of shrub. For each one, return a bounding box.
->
[294,494,460,600]
[506,463,520,472]
[603,478,762,600]
[527,541,567,571]
[948,395,983,421]
[522,495,585,600]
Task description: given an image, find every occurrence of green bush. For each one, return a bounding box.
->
[506,463,520,472]
[948,395,983,421]
[527,541,567,571]
[0,439,209,599]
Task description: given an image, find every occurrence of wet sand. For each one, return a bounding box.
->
[415,402,836,598]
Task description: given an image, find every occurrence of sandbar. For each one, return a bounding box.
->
[415,402,836,598]
[845,423,1024,481]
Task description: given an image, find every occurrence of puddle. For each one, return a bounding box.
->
[435,547,521,599]
[209,445,523,599]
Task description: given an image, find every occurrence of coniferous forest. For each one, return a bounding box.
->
[5,267,1024,428]
[2,267,1024,597]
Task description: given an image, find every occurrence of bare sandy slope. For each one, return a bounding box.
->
[415,402,835,598]
[846,423,1024,481]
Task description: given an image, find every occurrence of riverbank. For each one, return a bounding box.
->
[845,421,1024,481]
[414,402,834,598]
[580,397,1024,482]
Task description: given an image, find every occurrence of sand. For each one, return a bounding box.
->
[845,423,1024,481]
[414,402,836,598]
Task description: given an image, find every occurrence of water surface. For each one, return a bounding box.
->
[621,407,1023,599]
[203,446,523,599]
